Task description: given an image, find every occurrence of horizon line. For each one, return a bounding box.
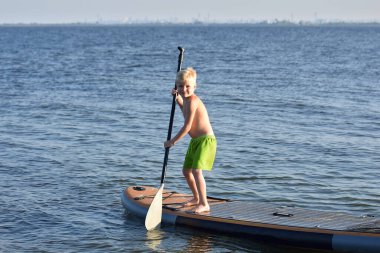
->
[1,19,380,26]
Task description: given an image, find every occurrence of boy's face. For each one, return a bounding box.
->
[177,81,196,98]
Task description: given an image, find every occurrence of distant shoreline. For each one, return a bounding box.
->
[1,21,380,27]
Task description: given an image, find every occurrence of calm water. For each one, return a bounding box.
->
[0,25,379,252]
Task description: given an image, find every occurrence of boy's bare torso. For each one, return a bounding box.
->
[183,94,214,139]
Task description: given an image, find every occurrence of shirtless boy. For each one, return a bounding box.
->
[164,67,217,214]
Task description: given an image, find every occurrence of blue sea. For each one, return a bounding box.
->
[1,24,379,252]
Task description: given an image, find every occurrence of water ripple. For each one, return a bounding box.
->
[1,25,379,253]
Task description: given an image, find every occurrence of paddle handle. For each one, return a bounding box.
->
[161,47,185,184]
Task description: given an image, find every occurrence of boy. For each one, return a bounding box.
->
[164,67,217,214]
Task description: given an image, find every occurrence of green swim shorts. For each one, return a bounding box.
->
[183,135,217,171]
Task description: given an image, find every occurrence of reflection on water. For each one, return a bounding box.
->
[186,233,212,253]
[145,226,213,252]
[146,229,165,251]
[159,224,333,253]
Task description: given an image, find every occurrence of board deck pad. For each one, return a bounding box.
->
[125,186,379,234]
[122,186,380,252]
[198,201,378,232]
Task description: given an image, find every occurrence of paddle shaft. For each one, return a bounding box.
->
[161,47,184,184]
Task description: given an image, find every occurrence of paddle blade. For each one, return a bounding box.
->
[145,184,164,230]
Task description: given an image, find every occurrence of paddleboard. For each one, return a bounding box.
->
[121,186,380,252]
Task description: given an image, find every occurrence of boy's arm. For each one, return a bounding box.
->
[173,89,184,111]
[164,97,197,147]
[176,95,184,111]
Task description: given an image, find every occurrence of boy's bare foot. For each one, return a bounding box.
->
[193,204,210,214]
[182,198,199,207]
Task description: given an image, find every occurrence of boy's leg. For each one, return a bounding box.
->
[192,169,210,213]
[182,168,199,205]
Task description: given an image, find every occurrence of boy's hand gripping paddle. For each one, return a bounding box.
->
[145,47,185,230]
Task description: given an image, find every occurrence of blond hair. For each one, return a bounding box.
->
[176,67,197,87]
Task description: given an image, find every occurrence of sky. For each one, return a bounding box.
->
[1,0,379,24]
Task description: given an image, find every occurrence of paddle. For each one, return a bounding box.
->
[145,47,185,230]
